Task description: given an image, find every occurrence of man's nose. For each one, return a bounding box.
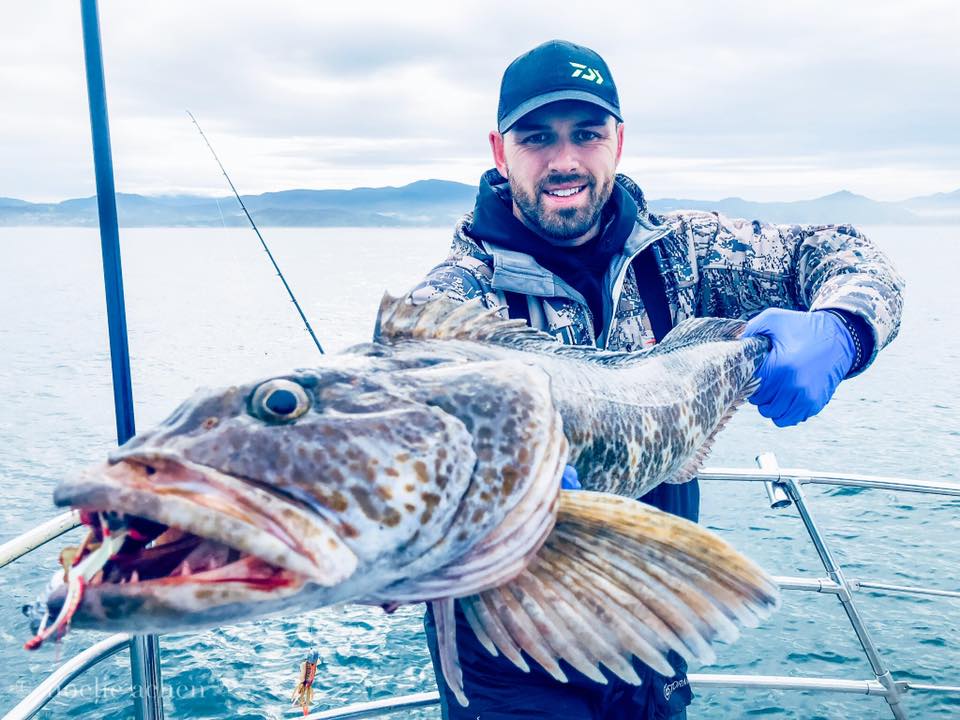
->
[546,139,582,174]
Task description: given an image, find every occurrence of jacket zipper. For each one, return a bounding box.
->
[599,224,671,349]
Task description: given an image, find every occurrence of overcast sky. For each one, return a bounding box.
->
[2,1,957,202]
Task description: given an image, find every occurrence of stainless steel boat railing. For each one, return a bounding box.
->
[2,454,959,720]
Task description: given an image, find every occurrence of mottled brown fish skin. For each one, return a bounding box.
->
[373,298,769,495]
[47,296,767,633]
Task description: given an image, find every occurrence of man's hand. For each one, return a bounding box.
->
[743,308,857,427]
[561,465,581,489]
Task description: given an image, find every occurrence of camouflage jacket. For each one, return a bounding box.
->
[412,173,904,374]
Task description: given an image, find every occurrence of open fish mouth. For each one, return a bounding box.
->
[31,454,359,640]
[67,512,300,590]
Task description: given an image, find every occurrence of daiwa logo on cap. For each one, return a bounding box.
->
[496,40,622,132]
[569,61,604,85]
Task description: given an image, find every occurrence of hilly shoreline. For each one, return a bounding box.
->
[2,180,958,227]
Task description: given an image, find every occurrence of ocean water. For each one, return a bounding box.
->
[0,225,958,719]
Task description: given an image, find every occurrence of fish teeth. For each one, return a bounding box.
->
[180,561,192,577]
[129,570,140,583]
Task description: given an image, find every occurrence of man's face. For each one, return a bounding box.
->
[490,101,624,247]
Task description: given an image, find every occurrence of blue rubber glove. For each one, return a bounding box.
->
[561,465,581,489]
[742,308,856,428]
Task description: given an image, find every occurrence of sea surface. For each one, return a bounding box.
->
[0,225,958,719]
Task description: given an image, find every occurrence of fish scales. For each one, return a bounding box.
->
[373,296,767,496]
[32,294,778,708]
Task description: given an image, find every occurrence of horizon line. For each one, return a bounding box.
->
[3,180,959,207]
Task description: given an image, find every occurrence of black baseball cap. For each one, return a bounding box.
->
[497,40,622,133]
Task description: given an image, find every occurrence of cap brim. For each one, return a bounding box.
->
[499,90,622,133]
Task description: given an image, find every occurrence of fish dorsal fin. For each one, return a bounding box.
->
[663,372,761,485]
[653,318,765,483]
[374,293,558,348]
[646,317,749,356]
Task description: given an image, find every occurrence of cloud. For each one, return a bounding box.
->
[1,0,957,202]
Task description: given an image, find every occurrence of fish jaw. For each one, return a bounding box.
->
[44,554,314,633]
[46,454,359,631]
[55,454,358,584]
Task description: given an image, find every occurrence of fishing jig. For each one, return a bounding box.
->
[291,650,321,716]
[24,513,129,650]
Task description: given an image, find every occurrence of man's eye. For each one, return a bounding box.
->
[519,133,549,144]
[574,130,602,142]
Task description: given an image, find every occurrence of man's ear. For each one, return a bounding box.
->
[615,122,624,166]
[489,130,509,177]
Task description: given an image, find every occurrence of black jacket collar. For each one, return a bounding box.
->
[469,169,641,261]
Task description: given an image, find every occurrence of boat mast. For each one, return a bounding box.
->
[78,1,163,718]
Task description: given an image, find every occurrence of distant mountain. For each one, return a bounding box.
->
[0,197,31,208]
[0,180,478,228]
[900,188,960,221]
[648,190,920,225]
[903,188,960,207]
[1,181,958,227]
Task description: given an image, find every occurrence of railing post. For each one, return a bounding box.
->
[762,454,909,719]
[78,1,164,718]
[756,452,791,509]
[129,636,165,717]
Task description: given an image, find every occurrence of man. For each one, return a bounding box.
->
[413,39,904,720]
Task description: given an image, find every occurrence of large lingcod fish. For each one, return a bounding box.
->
[31,294,779,706]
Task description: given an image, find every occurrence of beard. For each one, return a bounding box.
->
[508,170,614,241]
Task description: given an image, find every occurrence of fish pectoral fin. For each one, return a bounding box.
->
[431,598,469,707]
[458,491,780,684]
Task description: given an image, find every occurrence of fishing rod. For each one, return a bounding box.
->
[186,110,325,354]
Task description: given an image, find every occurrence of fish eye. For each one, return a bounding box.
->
[249,379,311,423]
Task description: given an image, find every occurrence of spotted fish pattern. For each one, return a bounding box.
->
[45,295,782,710]
[372,297,769,499]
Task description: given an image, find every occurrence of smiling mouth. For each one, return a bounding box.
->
[544,185,586,198]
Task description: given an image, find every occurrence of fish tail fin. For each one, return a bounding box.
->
[456,491,780,685]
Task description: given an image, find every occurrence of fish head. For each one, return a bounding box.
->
[45,356,565,633]
[46,363,478,632]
